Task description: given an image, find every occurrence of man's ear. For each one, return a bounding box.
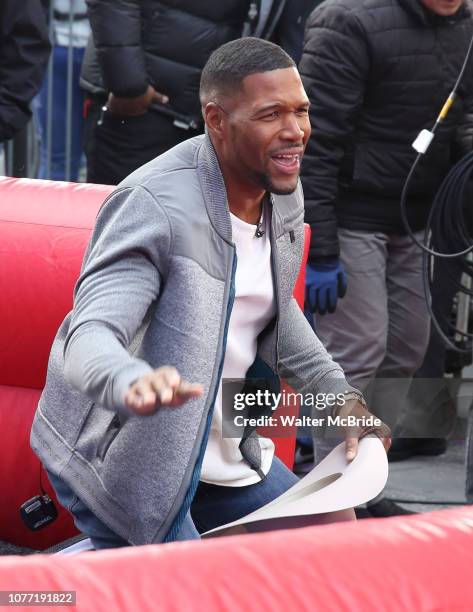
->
[204,102,225,141]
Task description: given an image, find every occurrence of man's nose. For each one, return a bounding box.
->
[281,113,306,140]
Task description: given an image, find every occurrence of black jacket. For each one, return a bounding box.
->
[80,0,286,129]
[299,0,473,262]
[273,0,322,63]
[0,0,51,142]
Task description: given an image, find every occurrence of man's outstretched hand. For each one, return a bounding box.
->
[124,366,203,415]
[336,397,391,462]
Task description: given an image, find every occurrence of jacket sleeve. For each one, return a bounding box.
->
[277,297,361,401]
[299,5,370,263]
[63,186,171,412]
[0,0,50,142]
[86,0,148,97]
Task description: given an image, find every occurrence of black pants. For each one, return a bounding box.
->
[84,96,201,185]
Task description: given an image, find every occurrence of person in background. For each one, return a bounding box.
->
[34,0,90,181]
[300,0,473,515]
[274,0,324,63]
[80,0,288,186]
[0,0,50,144]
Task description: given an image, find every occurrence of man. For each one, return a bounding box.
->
[31,38,389,549]
[300,0,473,514]
[0,0,50,143]
[80,0,288,185]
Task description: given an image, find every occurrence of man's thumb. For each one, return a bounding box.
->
[152,88,169,104]
[345,437,358,461]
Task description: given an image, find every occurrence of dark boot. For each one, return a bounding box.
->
[388,438,447,462]
[366,498,416,517]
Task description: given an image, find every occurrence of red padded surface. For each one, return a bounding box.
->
[0,178,113,389]
[0,177,113,226]
[1,507,473,611]
[0,178,112,548]
[0,386,78,549]
[293,224,310,310]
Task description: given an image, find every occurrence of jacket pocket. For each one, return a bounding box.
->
[74,402,124,464]
[97,413,122,461]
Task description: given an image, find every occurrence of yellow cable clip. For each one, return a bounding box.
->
[438,95,455,122]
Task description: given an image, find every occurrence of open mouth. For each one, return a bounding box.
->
[439,0,462,10]
[270,153,301,175]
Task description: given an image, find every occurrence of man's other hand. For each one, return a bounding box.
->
[124,366,203,415]
[107,85,169,117]
[338,398,391,462]
[305,259,347,315]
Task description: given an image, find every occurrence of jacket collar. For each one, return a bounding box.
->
[197,132,233,243]
[397,0,472,25]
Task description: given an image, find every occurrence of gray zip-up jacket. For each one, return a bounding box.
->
[31,134,358,545]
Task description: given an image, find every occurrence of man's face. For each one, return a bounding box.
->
[419,0,464,16]
[218,67,311,196]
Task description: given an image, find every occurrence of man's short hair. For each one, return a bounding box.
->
[200,37,296,104]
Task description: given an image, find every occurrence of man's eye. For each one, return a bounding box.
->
[261,111,280,121]
[296,109,309,116]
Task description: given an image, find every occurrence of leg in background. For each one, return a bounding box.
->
[36,45,85,181]
[399,256,462,440]
[371,232,431,431]
[313,229,390,461]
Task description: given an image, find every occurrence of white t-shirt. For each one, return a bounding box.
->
[200,204,276,486]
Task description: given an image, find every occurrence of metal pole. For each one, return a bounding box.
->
[65,1,74,181]
[455,252,472,345]
[28,108,40,177]
[9,125,29,177]
[46,1,55,179]
[5,141,13,176]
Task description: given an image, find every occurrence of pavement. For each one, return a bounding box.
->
[383,371,472,514]
[384,428,467,514]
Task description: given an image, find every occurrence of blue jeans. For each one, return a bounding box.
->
[47,457,298,549]
[34,45,85,181]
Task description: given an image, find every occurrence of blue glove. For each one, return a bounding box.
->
[305,259,347,315]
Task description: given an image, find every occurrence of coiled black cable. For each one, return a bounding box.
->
[399,31,473,354]
[421,152,473,353]
[400,151,473,353]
